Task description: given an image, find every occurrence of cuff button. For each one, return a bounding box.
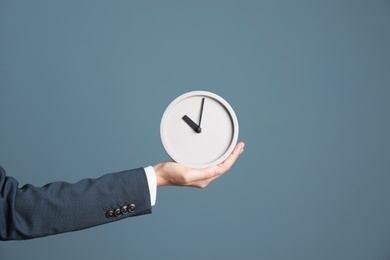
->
[128,204,136,212]
[121,205,128,214]
[106,210,114,219]
[114,208,121,217]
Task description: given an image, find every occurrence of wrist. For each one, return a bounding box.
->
[153,163,169,187]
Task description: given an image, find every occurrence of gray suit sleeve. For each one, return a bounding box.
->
[0,165,152,240]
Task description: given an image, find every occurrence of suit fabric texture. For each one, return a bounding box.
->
[0,165,151,240]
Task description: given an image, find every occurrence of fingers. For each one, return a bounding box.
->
[216,142,245,174]
[189,142,245,187]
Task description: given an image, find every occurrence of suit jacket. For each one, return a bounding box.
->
[0,165,151,240]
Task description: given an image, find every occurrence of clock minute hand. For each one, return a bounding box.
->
[182,115,202,133]
[198,98,205,127]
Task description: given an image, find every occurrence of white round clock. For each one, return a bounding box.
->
[160,91,239,168]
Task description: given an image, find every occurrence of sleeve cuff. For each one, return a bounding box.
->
[144,166,157,206]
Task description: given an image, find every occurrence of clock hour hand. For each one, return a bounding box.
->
[182,115,202,133]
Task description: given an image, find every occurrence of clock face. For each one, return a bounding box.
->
[160,91,239,168]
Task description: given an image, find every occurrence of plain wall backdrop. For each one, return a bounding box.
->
[1,1,390,259]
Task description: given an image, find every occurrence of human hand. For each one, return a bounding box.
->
[153,142,245,188]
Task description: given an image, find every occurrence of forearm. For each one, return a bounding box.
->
[0,167,151,241]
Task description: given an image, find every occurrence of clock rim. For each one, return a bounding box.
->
[160,90,239,169]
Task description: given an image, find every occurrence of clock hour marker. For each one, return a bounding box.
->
[182,115,202,133]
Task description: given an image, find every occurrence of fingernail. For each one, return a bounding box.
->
[240,149,244,154]
[216,168,223,175]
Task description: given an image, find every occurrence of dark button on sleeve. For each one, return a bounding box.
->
[121,205,128,214]
[106,210,114,219]
[114,208,121,217]
[128,204,136,213]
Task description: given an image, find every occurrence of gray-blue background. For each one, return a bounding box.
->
[1,1,390,259]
